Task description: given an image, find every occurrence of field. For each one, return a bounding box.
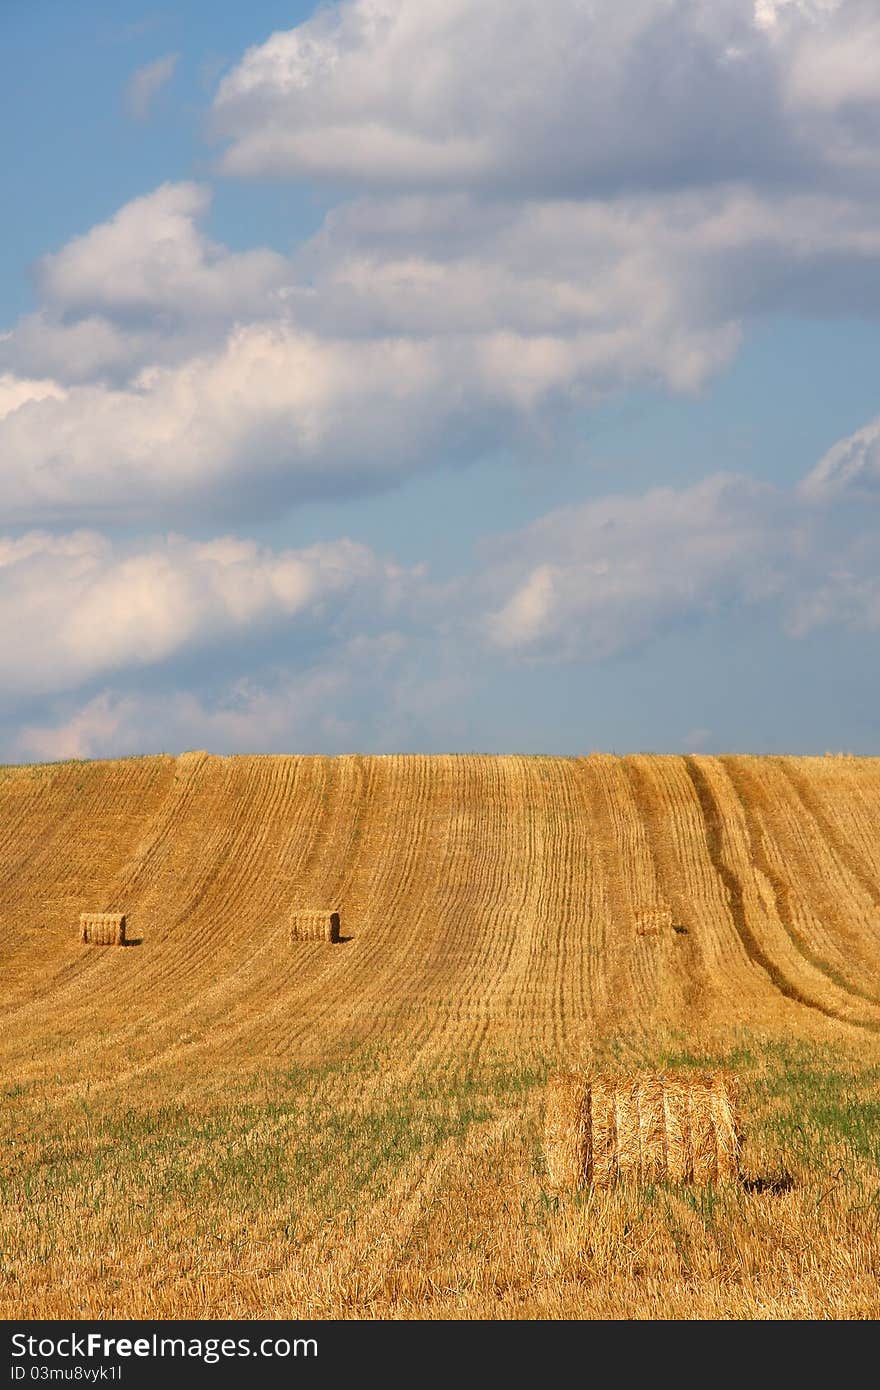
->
[1,751,879,1319]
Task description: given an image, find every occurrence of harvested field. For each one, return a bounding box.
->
[1,751,880,1318]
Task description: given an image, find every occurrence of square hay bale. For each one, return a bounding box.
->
[79,912,126,946]
[635,906,674,936]
[289,910,341,943]
[545,1069,741,1188]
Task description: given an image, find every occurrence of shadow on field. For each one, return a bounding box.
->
[740,1170,795,1195]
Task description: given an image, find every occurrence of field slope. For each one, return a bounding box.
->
[2,752,879,1318]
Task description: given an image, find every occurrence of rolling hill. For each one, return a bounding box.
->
[2,752,879,1318]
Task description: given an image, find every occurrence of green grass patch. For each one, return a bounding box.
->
[0,1050,548,1259]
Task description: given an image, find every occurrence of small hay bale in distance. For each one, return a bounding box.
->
[545,1070,741,1188]
[79,912,126,946]
[635,906,674,936]
[289,910,341,943]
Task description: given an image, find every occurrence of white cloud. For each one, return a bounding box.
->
[786,572,880,636]
[489,564,559,650]
[14,678,339,761]
[17,692,136,762]
[0,184,291,386]
[0,529,410,701]
[125,52,179,121]
[0,324,497,523]
[212,0,880,193]
[296,183,880,352]
[753,0,841,32]
[20,178,880,526]
[0,295,744,527]
[0,372,67,420]
[6,429,880,760]
[784,4,880,114]
[211,1,781,190]
[7,0,880,762]
[4,9,880,532]
[37,182,289,324]
[477,448,880,658]
[800,417,880,500]
[483,475,793,659]
[11,635,408,761]
[0,315,153,387]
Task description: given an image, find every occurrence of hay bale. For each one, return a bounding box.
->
[79,912,126,946]
[635,906,674,935]
[289,910,341,943]
[545,1070,741,1188]
[545,1072,592,1191]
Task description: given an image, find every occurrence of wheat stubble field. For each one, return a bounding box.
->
[1,751,880,1319]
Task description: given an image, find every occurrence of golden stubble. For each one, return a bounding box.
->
[1,751,879,1318]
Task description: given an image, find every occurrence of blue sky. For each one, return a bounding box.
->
[2,0,880,759]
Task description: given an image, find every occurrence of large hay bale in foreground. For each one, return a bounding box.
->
[545,1070,741,1188]
[289,910,341,943]
[79,912,126,946]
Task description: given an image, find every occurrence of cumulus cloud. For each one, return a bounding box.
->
[297,184,880,346]
[477,458,880,659]
[125,52,179,121]
[786,571,880,636]
[482,475,796,659]
[211,0,880,193]
[800,416,880,499]
[15,178,880,526]
[4,4,880,538]
[6,435,880,759]
[0,371,67,419]
[0,278,746,526]
[0,184,291,387]
[7,0,880,762]
[37,182,288,326]
[211,0,780,190]
[14,673,349,761]
[783,2,880,115]
[0,315,153,387]
[10,632,412,762]
[0,529,411,702]
[0,322,544,525]
[16,692,137,762]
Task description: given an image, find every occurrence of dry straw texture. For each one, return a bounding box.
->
[79,913,126,946]
[545,1070,741,1188]
[4,752,880,1317]
[290,910,341,943]
[635,906,674,935]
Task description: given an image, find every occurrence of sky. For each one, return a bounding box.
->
[2,0,880,760]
